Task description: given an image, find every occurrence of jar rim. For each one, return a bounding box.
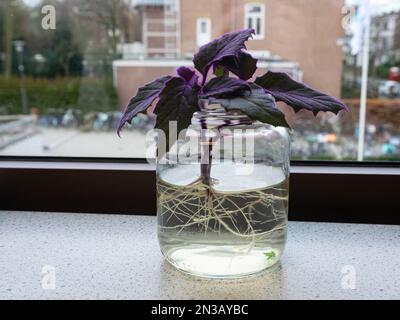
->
[192,103,253,128]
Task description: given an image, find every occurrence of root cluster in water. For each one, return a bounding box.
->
[157,178,288,250]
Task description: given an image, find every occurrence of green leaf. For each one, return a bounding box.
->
[154,77,200,152]
[214,65,227,77]
[264,251,276,260]
[208,84,290,128]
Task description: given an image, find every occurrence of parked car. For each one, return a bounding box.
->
[378,80,400,98]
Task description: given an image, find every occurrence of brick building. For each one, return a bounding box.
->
[114,0,345,107]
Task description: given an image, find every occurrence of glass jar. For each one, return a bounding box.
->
[156,104,290,278]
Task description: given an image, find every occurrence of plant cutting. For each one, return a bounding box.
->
[118,29,347,278]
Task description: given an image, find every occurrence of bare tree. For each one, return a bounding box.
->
[3,0,13,78]
[84,0,135,59]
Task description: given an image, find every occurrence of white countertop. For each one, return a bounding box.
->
[0,211,399,300]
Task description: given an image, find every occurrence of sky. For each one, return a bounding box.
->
[22,0,400,15]
[22,0,41,6]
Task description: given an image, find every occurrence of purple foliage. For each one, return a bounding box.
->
[255,72,348,115]
[117,75,172,136]
[209,84,289,128]
[177,66,199,86]
[117,29,347,137]
[193,29,258,83]
[200,77,250,99]
[155,77,200,138]
[216,51,257,81]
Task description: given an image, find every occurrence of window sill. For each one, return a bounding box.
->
[1,211,399,299]
[1,159,399,224]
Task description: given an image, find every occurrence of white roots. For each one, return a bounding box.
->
[157,178,288,251]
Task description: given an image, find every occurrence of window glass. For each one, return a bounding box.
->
[0,0,399,162]
[248,17,253,30]
[196,18,211,47]
[256,17,261,35]
[201,21,207,33]
[245,3,264,38]
[249,5,261,13]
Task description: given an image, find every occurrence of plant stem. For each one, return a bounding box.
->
[200,141,212,185]
[200,124,213,185]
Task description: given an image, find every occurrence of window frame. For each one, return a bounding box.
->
[196,17,212,47]
[244,3,265,40]
[1,3,399,225]
[1,156,399,225]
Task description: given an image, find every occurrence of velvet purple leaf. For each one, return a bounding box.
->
[117,75,172,136]
[209,84,290,128]
[117,30,348,141]
[193,29,257,82]
[255,71,348,115]
[155,77,200,151]
[200,77,250,99]
[177,66,199,86]
[217,51,257,81]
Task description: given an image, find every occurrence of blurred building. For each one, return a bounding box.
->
[370,11,400,65]
[114,0,345,107]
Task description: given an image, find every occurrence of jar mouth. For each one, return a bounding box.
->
[192,104,253,128]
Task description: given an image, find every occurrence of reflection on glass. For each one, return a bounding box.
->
[0,0,399,161]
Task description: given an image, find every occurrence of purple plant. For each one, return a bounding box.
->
[118,29,347,182]
[118,29,347,136]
